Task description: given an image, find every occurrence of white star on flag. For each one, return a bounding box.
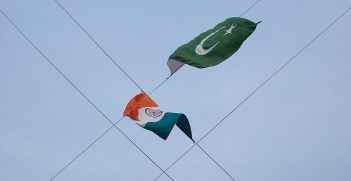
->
[223,24,236,36]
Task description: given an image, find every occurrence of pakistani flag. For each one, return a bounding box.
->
[123,92,193,141]
[168,17,260,75]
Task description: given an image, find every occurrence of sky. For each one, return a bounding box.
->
[1,0,351,180]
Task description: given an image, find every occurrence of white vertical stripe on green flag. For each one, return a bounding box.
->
[168,17,260,75]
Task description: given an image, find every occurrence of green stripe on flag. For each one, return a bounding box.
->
[144,113,193,140]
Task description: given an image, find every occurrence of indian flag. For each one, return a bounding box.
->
[123,92,193,141]
[168,17,260,75]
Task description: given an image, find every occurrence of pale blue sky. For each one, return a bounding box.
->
[1,0,351,180]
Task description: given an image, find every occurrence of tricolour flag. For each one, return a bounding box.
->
[168,17,260,75]
[123,92,193,141]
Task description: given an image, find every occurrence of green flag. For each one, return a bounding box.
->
[168,17,260,75]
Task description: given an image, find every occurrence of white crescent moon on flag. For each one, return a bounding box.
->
[195,26,226,56]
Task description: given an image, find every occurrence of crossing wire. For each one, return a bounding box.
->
[154,5,351,180]
[0,3,223,181]
[54,0,144,92]
[49,77,171,180]
[1,0,262,180]
[196,143,235,180]
[0,8,174,181]
[46,0,262,180]
[239,0,261,17]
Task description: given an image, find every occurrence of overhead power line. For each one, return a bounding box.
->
[153,5,351,180]
[0,8,174,181]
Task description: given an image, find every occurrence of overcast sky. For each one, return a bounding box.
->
[1,0,351,180]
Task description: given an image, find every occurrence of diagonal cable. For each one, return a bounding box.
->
[46,0,263,179]
[239,0,262,17]
[1,0,263,179]
[195,143,235,180]
[49,77,170,181]
[154,4,351,180]
[53,0,143,92]
[0,8,174,181]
